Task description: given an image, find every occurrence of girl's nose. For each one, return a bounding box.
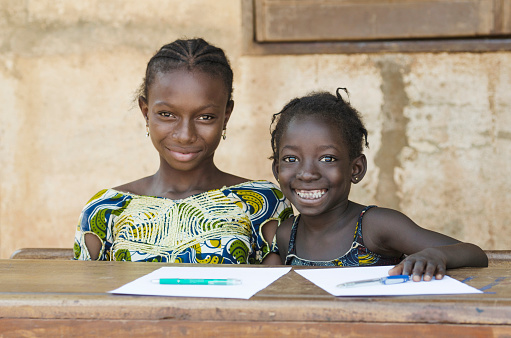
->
[296,161,320,181]
[173,120,197,144]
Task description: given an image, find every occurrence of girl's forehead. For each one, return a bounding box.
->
[153,69,213,85]
[280,114,346,146]
[286,114,336,132]
[149,69,229,100]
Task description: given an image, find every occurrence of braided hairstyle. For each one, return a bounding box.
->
[270,88,369,163]
[138,38,233,102]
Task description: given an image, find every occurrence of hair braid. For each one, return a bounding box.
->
[138,38,234,102]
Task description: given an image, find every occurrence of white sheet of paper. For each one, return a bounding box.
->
[109,266,291,299]
[296,266,483,296]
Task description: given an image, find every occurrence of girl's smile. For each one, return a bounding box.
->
[294,189,327,200]
[168,149,201,162]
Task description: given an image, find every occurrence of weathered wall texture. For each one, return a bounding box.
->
[0,1,509,258]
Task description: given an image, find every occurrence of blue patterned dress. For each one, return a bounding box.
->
[74,180,293,263]
[282,206,403,266]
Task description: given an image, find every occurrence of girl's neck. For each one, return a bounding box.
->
[299,200,356,234]
[150,158,225,200]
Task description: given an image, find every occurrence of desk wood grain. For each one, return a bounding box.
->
[0,259,510,337]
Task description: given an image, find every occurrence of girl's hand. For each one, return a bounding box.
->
[388,247,447,282]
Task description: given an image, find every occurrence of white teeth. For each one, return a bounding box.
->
[295,190,326,199]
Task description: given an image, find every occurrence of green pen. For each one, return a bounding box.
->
[151,278,242,285]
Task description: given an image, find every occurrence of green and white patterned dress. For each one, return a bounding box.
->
[74,180,293,263]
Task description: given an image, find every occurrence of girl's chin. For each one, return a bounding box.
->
[292,202,328,216]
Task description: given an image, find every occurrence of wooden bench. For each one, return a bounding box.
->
[485,250,511,261]
[10,248,74,260]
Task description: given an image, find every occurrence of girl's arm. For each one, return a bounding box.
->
[362,208,488,281]
[262,253,283,265]
[261,220,282,265]
[84,234,102,260]
[266,216,294,265]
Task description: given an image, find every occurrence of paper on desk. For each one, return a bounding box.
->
[109,266,291,299]
[296,266,483,297]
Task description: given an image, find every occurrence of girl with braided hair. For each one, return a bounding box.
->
[268,89,487,281]
[74,38,292,263]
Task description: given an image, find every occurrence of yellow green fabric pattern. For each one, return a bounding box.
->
[74,180,292,263]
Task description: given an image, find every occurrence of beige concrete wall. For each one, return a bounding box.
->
[0,0,509,258]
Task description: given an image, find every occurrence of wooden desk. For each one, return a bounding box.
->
[0,259,510,337]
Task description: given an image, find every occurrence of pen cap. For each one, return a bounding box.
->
[382,275,409,285]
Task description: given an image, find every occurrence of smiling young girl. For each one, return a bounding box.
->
[74,38,292,263]
[269,89,487,281]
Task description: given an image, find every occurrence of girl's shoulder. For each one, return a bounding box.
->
[222,180,285,197]
[82,188,134,210]
[224,179,280,190]
[78,189,135,228]
[112,176,153,196]
[358,205,420,250]
[361,206,413,227]
[225,180,291,211]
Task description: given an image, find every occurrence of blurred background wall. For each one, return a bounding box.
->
[0,0,509,258]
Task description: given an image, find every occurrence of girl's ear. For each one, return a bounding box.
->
[272,160,280,183]
[351,154,367,184]
[223,100,234,129]
[139,96,149,120]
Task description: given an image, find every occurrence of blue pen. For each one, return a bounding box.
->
[151,278,242,285]
[336,275,409,288]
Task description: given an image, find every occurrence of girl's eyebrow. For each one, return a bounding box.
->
[281,144,339,151]
[281,145,299,151]
[317,144,340,151]
[153,101,221,111]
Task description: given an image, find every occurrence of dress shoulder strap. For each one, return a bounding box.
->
[285,215,300,265]
[354,205,377,247]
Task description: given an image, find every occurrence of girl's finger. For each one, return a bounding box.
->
[423,261,437,281]
[435,264,447,280]
[388,263,404,275]
[411,259,426,282]
[401,258,416,277]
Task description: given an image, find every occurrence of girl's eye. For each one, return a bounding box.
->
[198,115,214,121]
[158,111,174,118]
[320,156,336,162]
[283,156,298,163]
